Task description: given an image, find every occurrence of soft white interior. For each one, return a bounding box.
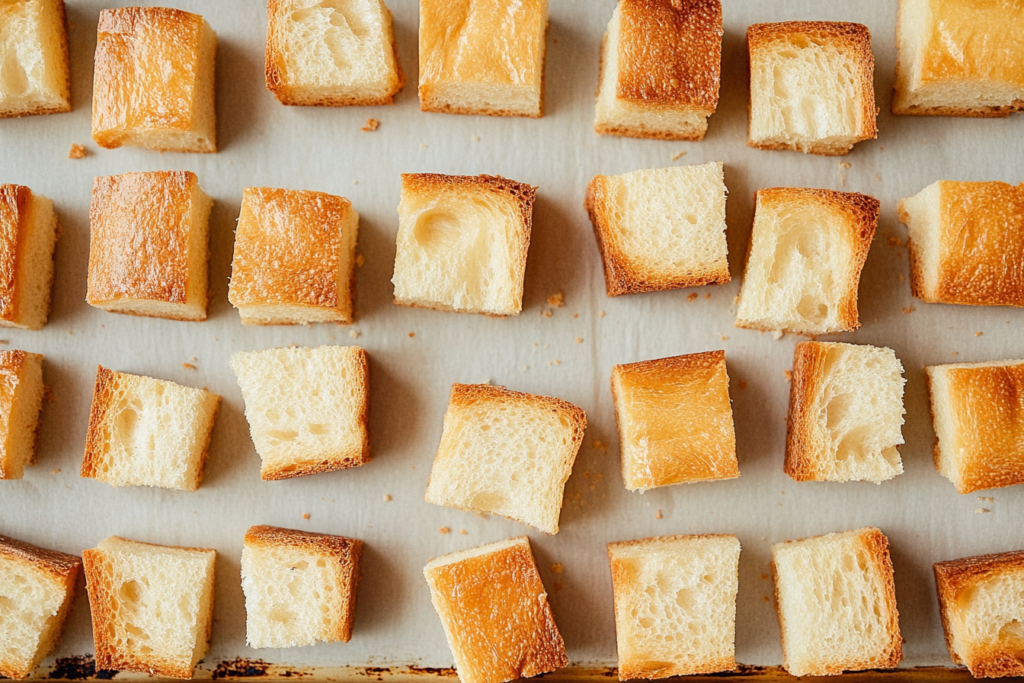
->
[899,181,942,299]
[0,553,68,676]
[949,568,1024,669]
[0,0,68,116]
[424,536,525,572]
[0,352,43,480]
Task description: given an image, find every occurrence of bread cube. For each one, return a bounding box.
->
[0,350,44,481]
[82,536,216,680]
[265,0,404,106]
[229,187,359,325]
[87,171,212,322]
[241,525,362,649]
[894,0,1024,117]
[594,0,722,141]
[735,188,878,336]
[418,0,547,117]
[926,359,1024,494]
[611,351,737,492]
[0,535,80,679]
[608,535,740,678]
[786,342,906,484]
[586,162,729,296]
[772,527,902,677]
[934,550,1024,678]
[392,174,535,316]
[424,536,567,683]
[748,22,877,156]
[0,185,60,330]
[91,7,217,152]
[899,181,1024,308]
[230,345,369,480]
[79,366,220,492]
[0,0,70,118]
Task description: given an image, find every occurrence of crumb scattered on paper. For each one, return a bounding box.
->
[876,174,882,182]
[721,335,729,341]
[472,135,480,142]
[592,440,608,452]
[419,143,427,149]
[738,380,747,391]
[408,332,415,338]
[838,161,851,169]
[599,310,606,318]
[763,596,770,603]
[356,254,365,267]
[975,331,983,337]
[68,144,86,159]
[43,386,56,404]
[361,118,379,132]
[554,582,563,591]
[182,363,197,370]
[547,359,561,366]
[783,370,792,381]
[654,510,663,520]
[899,273,905,282]
[671,150,687,161]
[522,365,529,370]
[551,563,563,574]
[303,513,310,520]
[349,330,360,339]
[888,236,903,248]
[902,306,916,315]
[575,337,583,343]
[541,310,553,318]
[978,497,995,503]
[547,292,564,308]
[440,527,450,535]
[840,174,846,187]
[687,293,699,302]
[976,508,991,514]
[952,351,959,356]
[704,293,710,299]
[761,573,769,580]
[383,494,392,502]
[52,469,61,475]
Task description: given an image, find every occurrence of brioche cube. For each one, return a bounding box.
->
[595,0,722,141]
[785,342,906,484]
[748,22,877,156]
[0,350,44,480]
[425,383,585,534]
[91,7,217,152]
[0,0,70,118]
[586,162,729,296]
[418,0,547,117]
[82,536,215,679]
[265,0,404,106]
[392,174,535,316]
[772,527,902,677]
[231,345,369,480]
[424,536,567,683]
[0,535,80,679]
[0,185,60,330]
[926,359,1024,494]
[608,535,740,678]
[611,351,737,492]
[735,188,878,336]
[229,187,359,325]
[87,171,212,322]
[899,181,1024,308]
[241,525,362,649]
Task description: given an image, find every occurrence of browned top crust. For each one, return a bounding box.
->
[0,185,30,322]
[0,533,81,581]
[449,382,587,439]
[402,173,537,233]
[244,524,362,560]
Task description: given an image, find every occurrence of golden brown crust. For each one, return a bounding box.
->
[0,350,43,480]
[0,0,71,119]
[0,534,80,582]
[79,365,117,481]
[784,342,828,481]
[592,122,706,141]
[0,185,30,323]
[449,382,587,450]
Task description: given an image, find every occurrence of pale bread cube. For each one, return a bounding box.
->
[0,0,69,118]
[0,350,44,481]
[0,184,60,330]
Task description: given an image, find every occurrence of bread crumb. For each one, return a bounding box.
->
[522,365,529,370]
[704,293,711,299]
[875,174,882,182]
[840,174,846,187]
[551,563,563,574]
[349,330,361,339]
[838,161,851,169]
[975,508,991,514]
[687,292,698,302]
[975,331,983,337]
[554,582,563,591]
[879,146,885,151]
[68,143,86,159]
[762,596,770,603]
[408,332,415,338]
[440,527,450,535]
[0,339,7,344]
[599,310,606,317]
[573,337,584,344]
[52,469,61,475]
[670,150,687,161]
[540,309,553,317]
[460,529,467,535]
[887,236,903,248]
[352,180,359,185]
[978,496,995,503]
[361,118,379,131]
[471,135,480,142]
[898,273,905,282]
[573,313,578,318]
[761,573,769,580]
[654,510,663,520]
[902,306,916,314]
[783,370,792,381]
[591,440,608,452]
[547,359,561,366]
[419,143,426,149]
[952,351,959,356]
[182,363,197,371]
[356,254,365,267]
[721,335,729,341]
[383,494,392,503]
[302,513,310,520]
[738,380,747,390]
[42,386,56,404]
[547,292,564,307]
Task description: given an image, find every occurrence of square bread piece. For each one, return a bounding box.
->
[934,550,1024,678]
[772,527,902,677]
[424,536,567,683]
[594,0,722,141]
[265,0,404,106]
[611,351,738,492]
[748,22,877,156]
[894,0,1024,117]
[229,187,359,325]
[0,184,60,330]
[0,0,70,118]
[392,174,535,316]
[418,0,547,117]
[425,383,586,535]
[91,7,216,152]
[80,366,221,492]
[241,525,362,649]
[735,188,878,336]
[0,535,80,680]
[608,534,740,678]
[82,536,216,680]
[0,350,44,481]
[785,342,906,484]
[231,345,369,480]
[926,359,1024,494]
[899,180,1024,308]
[87,171,212,322]
[586,162,729,296]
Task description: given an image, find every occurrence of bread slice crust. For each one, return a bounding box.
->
[0,185,61,330]
[0,0,71,119]
[0,349,44,480]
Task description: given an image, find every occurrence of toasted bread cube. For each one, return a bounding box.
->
[392,174,535,316]
[748,22,877,156]
[82,536,215,679]
[926,359,1024,494]
[785,342,906,484]
[87,171,212,322]
[265,0,404,106]
[229,187,359,325]
[425,383,585,534]
[611,351,737,492]
[241,525,362,649]
[0,350,44,481]
[231,345,369,480]
[595,0,722,141]
[934,550,1024,678]
[736,188,878,336]
[424,537,567,683]
[0,535,80,679]
[608,535,740,678]
[91,7,216,153]
[899,181,1024,308]
[418,0,547,117]
[0,0,70,118]
[894,0,1024,117]
[772,527,902,677]
[0,185,60,330]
